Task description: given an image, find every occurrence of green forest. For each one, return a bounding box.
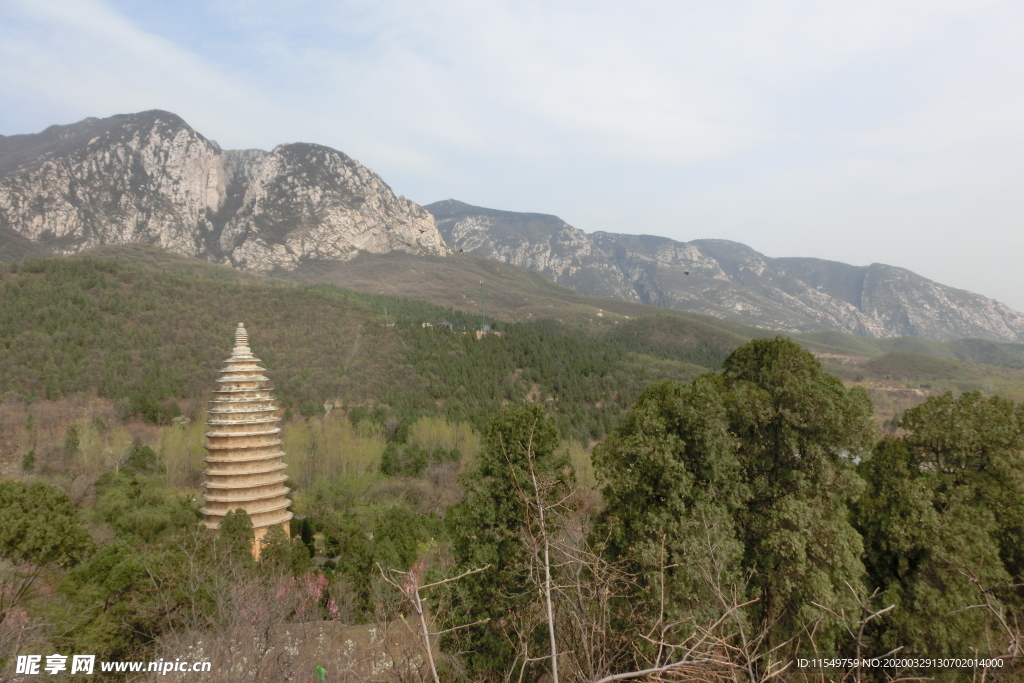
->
[0,257,736,440]
[1,254,1023,682]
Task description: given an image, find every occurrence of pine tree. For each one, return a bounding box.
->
[446,404,569,680]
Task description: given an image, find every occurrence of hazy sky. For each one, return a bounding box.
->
[2,0,1023,309]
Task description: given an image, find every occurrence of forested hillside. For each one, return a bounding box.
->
[2,249,1024,681]
[0,251,723,445]
[4,247,1024,439]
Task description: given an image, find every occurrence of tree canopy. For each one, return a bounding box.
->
[595,337,876,657]
[0,480,94,568]
[857,391,1024,656]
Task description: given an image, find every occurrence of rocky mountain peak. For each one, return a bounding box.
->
[221,142,446,270]
[0,111,449,270]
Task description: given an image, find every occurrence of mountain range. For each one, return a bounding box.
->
[426,200,1024,342]
[1,110,1022,344]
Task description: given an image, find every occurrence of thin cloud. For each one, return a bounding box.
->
[0,0,273,144]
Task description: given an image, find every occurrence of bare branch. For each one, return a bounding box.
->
[420,564,491,590]
[590,653,737,683]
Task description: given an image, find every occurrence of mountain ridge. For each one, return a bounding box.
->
[1,111,1020,344]
[425,199,1024,343]
[0,110,449,270]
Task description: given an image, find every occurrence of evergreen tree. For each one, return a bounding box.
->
[300,517,315,558]
[593,375,747,634]
[446,404,570,680]
[372,507,422,571]
[721,337,874,651]
[59,541,157,660]
[259,524,312,576]
[93,458,197,543]
[593,338,875,660]
[0,480,95,568]
[321,513,375,615]
[219,509,255,567]
[856,392,1024,657]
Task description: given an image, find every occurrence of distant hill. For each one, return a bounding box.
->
[276,249,751,329]
[269,246,1024,411]
[426,199,1024,343]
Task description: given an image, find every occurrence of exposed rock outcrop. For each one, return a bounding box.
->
[0,111,449,269]
[222,143,445,270]
[0,112,221,256]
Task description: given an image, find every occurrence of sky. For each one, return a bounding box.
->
[2,0,1023,309]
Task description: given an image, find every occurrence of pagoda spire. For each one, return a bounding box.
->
[201,323,292,555]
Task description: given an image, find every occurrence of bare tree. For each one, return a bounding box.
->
[378,559,491,683]
[498,423,572,683]
[502,432,750,683]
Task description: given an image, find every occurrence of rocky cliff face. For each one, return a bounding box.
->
[427,200,1024,343]
[221,143,444,270]
[0,111,449,270]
